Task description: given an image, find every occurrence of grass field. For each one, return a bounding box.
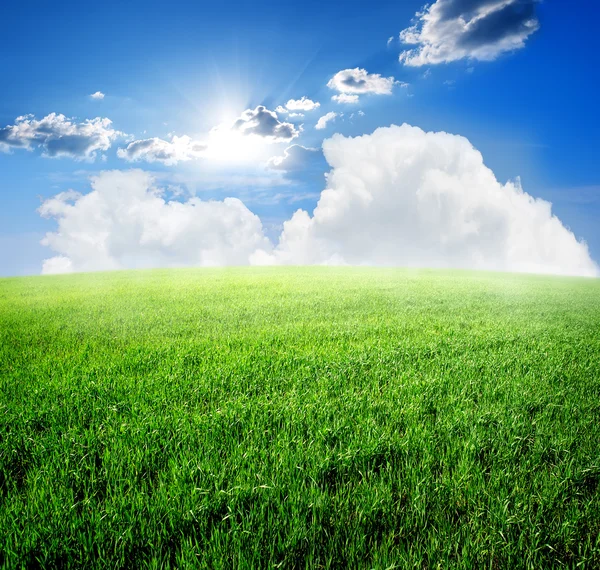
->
[1,267,599,569]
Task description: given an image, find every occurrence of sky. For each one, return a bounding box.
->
[1,0,599,277]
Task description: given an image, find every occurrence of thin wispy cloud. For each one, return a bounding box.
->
[118,136,207,165]
[315,112,339,130]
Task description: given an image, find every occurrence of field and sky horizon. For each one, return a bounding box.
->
[2,0,600,568]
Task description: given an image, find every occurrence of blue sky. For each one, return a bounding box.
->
[1,0,599,277]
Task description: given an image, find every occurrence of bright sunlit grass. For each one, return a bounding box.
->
[1,267,599,568]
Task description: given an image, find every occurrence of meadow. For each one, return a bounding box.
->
[1,267,599,569]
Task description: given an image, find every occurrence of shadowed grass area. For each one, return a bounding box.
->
[1,267,599,568]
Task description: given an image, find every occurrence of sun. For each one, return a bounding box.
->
[202,119,273,165]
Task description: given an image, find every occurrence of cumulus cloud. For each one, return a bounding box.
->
[260,124,598,277]
[400,0,540,66]
[327,68,400,95]
[285,97,320,112]
[267,144,322,172]
[39,170,271,274]
[233,106,299,142]
[315,112,339,130]
[37,127,599,278]
[0,113,122,160]
[90,91,105,100]
[332,94,359,104]
[117,135,207,165]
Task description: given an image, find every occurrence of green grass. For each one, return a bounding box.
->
[1,267,599,569]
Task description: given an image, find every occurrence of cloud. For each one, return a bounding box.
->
[232,106,299,142]
[259,124,598,277]
[332,94,359,104]
[400,0,540,66]
[267,144,323,173]
[37,126,599,278]
[0,113,122,160]
[315,112,339,130]
[90,91,105,100]
[117,135,207,165]
[327,68,399,95]
[285,97,320,112]
[39,170,271,274]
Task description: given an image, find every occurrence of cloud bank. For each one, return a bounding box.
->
[262,125,598,277]
[39,170,271,274]
[400,0,540,66]
[40,126,598,278]
[0,113,121,160]
[117,135,207,165]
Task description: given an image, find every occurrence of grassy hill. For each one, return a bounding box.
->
[1,267,599,568]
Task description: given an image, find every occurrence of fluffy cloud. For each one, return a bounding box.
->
[0,113,122,160]
[332,94,359,104]
[400,0,540,66]
[327,68,399,96]
[285,97,320,112]
[90,91,105,100]
[233,106,299,142]
[37,127,599,278]
[261,124,598,277]
[267,145,322,172]
[39,170,271,274]
[117,135,207,165]
[315,112,339,130]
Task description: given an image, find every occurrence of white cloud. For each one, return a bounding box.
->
[332,94,359,104]
[0,113,122,160]
[37,126,599,278]
[285,97,320,112]
[117,135,207,165]
[315,112,339,130]
[267,144,321,172]
[400,0,540,66]
[90,91,105,100]
[232,106,299,142]
[259,124,598,277]
[275,106,287,114]
[288,112,305,118]
[39,170,271,274]
[387,36,395,46]
[327,68,399,95]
